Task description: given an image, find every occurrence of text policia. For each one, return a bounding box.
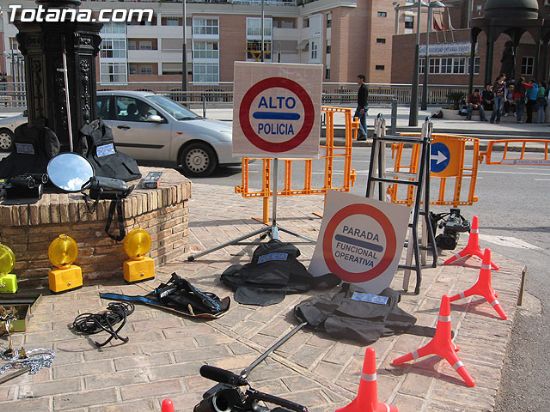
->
[255,96,299,137]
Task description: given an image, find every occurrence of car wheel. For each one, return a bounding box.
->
[179,142,218,177]
[0,129,14,152]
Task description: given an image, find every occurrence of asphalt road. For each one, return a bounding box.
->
[1,146,548,410]
[198,147,549,411]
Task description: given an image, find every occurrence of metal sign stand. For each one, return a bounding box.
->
[365,116,438,294]
[187,158,315,261]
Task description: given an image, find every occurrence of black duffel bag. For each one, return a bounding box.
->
[80,119,141,182]
[0,123,60,178]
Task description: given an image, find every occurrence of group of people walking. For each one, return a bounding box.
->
[467,74,548,124]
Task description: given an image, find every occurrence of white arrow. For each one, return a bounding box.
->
[432,150,448,165]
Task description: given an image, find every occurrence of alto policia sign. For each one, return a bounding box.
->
[233,62,323,157]
[309,192,410,293]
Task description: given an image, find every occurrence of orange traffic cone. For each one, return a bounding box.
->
[450,248,507,320]
[336,347,398,412]
[161,399,175,412]
[392,295,476,388]
[443,216,499,270]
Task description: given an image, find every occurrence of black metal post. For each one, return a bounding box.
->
[484,30,495,86]
[182,0,188,103]
[421,5,433,111]
[468,32,477,96]
[408,1,422,127]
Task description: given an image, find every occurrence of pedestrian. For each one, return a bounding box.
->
[481,83,494,111]
[524,79,538,123]
[490,75,506,124]
[536,81,547,123]
[466,88,487,121]
[354,74,368,141]
[514,77,526,123]
[504,83,516,116]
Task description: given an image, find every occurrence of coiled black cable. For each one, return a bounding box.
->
[72,302,135,348]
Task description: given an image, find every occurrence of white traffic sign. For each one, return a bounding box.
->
[309,191,410,293]
[233,62,323,158]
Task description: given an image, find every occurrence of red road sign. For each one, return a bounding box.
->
[238,77,315,153]
[322,203,397,283]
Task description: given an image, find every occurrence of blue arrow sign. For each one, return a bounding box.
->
[431,142,450,173]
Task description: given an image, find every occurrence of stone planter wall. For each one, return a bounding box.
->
[0,167,191,280]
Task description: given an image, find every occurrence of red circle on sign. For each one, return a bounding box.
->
[239,77,315,153]
[322,204,397,283]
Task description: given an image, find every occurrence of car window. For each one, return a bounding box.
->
[114,96,163,122]
[96,96,113,120]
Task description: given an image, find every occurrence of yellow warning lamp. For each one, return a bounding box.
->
[48,234,83,293]
[0,243,18,294]
[123,228,155,283]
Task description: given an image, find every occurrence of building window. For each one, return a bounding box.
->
[377,11,387,17]
[439,57,452,74]
[404,16,414,29]
[246,17,272,37]
[325,68,330,80]
[162,63,183,75]
[429,58,441,74]
[303,17,309,28]
[326,13,332,28]
[247,41,272,61]
[375,65,385,71]
[326,45,331,54]
[376,38,386,44]
[193,41,219,59]
[100,62,127,84]
[469,57,481,75]
[129,63,155,75]
[521,56,534,75]
[273,17,296,29]
[311,41,318,60]
[419,58,425,74]
[102,22,126,34]
[453,57,466,74]
[100,39,127,59]
[193,18,219,36]
[128,39,156,51]
[193,62,219,84]
[161,16,182,26]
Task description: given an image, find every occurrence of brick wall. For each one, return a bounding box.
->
[0,167,191,281]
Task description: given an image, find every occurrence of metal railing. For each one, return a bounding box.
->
[0,81,474,112]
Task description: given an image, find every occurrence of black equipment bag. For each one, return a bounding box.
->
[294,285,425,345]
[100,273,231,319]
[0,123,60,178]
[81,176,135,242]
[221,240,340,306]
[80,119,141,182]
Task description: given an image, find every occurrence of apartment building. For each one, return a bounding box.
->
[0,0,412,87]
[391,0,550,87]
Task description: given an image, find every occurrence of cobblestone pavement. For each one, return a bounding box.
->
[0,183,524,411]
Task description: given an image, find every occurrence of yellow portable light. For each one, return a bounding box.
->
[48,234,83,293]
[123,228,155,283]
[0,243,18,294]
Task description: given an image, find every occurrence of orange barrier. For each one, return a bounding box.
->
[236,106,358,224]
[481,139,550,166]
[387,133,480,208]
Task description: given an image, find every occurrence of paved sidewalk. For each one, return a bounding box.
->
[0,183,524,411]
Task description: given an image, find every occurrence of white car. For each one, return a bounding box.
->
[0,91,240,177]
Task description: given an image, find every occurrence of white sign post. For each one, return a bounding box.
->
[309,191,410,293]
[233,62,323,158]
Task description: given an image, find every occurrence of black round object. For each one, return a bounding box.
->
[484,0,539,20]
[179,141,218,177]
